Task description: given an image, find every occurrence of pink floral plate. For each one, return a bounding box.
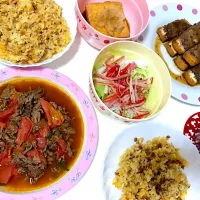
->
[0,67,98,200]
[139,3,200,105]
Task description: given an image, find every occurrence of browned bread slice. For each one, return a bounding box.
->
[85,1,130,38]
[156,19,191,43]
[183,43,200,66]
[174,56,190,71]
[164,40,177,57]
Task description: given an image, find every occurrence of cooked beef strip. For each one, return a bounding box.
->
[13,153,47,184]
[0,97,8,111]
[31,102,43,124]
[0,85,16,99]
[0,140,5,153]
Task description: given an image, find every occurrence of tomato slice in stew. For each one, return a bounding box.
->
[27,149,46,164]
[36,137,47,149]
[16,117,33,146]
[56,138,67,152]
[56,138,72,160]
[1,157,12,166]
[0,107,16,121]
[40,98,64,128]
[0,165,14,184]
[0,121,6,128]
[7,94,19,109]
[37,125,50,138]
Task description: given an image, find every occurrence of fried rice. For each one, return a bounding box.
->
[0,0,71,64]
[113,137,190,200]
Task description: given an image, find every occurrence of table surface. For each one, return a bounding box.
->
[0,0,199,199]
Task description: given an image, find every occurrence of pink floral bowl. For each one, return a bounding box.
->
[75,0,150,50]
[0,67,98,200]
[89,41,171,123]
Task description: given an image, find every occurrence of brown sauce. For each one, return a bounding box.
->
[154,36,188,85]
[0,77,84,192]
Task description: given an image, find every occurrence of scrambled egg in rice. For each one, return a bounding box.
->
[0,0,71,64]
[113,137,190,200]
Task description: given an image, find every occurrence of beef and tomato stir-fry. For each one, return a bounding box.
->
[0,85,76,185]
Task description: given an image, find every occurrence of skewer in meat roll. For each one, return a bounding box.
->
[157,19,191,43]
[183,65,200,86]
[172,22,200,54]
[183,43,200,66]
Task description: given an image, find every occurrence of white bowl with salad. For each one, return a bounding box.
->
[89,41,171,123]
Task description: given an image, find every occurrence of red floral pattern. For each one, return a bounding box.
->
[184,112,200,152]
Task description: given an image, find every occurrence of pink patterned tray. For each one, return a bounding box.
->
[0,67,98,200]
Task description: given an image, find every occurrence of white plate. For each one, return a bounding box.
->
[139,3,200,105]
[0,0,77,67]
[103,121,200,200]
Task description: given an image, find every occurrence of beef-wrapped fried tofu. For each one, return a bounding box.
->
[174,56,190,71]
[183,65,200,86]
[172,22,200,54]
[165,40,178,57]
[183,43,200,66]
[157,19,191,42]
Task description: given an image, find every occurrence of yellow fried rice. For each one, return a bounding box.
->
[0,0,71,64]
[113,137,190,200]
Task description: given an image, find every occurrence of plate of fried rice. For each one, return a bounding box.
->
[103,121,200,200]
[0,0,77,67]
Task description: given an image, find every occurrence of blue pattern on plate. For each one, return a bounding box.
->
[51,188,62,196]
[86,149,92,160]
[51,72,60,79]
[68,169,81,182]
[0,70,7,75]
[83,100,89,108]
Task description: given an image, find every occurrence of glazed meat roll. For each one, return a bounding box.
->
[172,22,200,54]
[157,19,191,43]
[183,43,200,66]
[165,40,178,57]
[183,65,200,86]
[174,56,190,71]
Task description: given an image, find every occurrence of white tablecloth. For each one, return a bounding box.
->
[0,0,199,199]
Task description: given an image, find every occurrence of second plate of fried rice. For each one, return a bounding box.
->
[103,121,200,200]
[0,0,77,67]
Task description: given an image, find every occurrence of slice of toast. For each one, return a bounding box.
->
[164,40,177,57]
[85,1,130,38]
[174,56,189,71]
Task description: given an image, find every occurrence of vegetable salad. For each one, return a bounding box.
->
[93,55,153,119]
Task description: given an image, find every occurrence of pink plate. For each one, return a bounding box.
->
[0,67,98,200]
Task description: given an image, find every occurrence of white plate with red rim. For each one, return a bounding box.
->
[139,3,200,105]
[103,121,200,200]
[0,67,98,200]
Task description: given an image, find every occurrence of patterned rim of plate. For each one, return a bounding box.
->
[0,67,98,200]
[139,3,200,105]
